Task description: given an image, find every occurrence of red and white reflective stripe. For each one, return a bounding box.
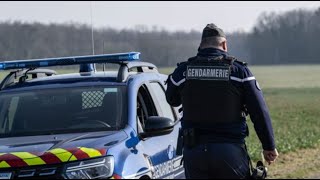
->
[230,76,256,82]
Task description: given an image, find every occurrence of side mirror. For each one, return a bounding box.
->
[141,116,174,138]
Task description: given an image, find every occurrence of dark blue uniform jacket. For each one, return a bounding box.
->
[166,48,276,151]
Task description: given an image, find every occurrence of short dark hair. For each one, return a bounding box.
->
[199,36,226,49]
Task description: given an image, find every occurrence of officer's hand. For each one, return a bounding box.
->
[263,149,279,165]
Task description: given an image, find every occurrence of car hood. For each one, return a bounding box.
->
[0,131,127,169]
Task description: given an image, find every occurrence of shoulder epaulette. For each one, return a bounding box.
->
[225,56,236,61]
[177,61,188,67]
[187,56,198,62]
[235,59,247,66]
[225,55,247,66]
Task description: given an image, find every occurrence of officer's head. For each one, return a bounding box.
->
[199,23,227,52]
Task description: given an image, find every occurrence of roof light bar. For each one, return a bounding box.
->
[0,52,140,71]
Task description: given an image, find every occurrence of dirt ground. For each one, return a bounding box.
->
[266,145,320,179]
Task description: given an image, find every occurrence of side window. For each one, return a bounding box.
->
[148,82,175,121]
[136,85,158,133]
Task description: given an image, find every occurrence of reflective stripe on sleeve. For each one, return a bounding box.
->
[230,76,256,82]
[170,75,185,86]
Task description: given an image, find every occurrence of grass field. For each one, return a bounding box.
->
[1,65,320,177]
[247,87,320,160]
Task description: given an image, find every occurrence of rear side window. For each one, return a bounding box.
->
[148,82,175,121]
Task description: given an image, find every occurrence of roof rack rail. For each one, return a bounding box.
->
[0,69,57,90]
[117,61,158,82]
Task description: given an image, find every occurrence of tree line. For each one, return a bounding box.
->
[0,7,319,67]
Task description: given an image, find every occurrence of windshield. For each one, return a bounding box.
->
[0,85,126,137]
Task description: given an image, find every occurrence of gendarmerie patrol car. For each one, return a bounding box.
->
[0,52,184,179]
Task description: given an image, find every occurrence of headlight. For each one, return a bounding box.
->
[63,156,114,179]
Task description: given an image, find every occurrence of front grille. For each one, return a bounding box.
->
[0,164,64,179]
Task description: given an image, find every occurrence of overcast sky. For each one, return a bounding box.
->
[1,1,320,33]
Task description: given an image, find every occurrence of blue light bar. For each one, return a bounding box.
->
[0,52,140,70]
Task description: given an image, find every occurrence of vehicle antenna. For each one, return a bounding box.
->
[90,1,95,55]
[103,41,106,72]
[90,1,97,72]
[80,1,96,73]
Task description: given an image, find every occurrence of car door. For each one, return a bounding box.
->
[136,82,184,179]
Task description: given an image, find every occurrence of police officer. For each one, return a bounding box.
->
[165,24,278,179]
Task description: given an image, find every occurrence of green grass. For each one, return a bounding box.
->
[246,87,320,160]
[249,65,320,88]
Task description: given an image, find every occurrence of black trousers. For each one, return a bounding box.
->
[183,143,251,179]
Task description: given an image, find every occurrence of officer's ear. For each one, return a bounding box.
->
[222,40,228,52]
